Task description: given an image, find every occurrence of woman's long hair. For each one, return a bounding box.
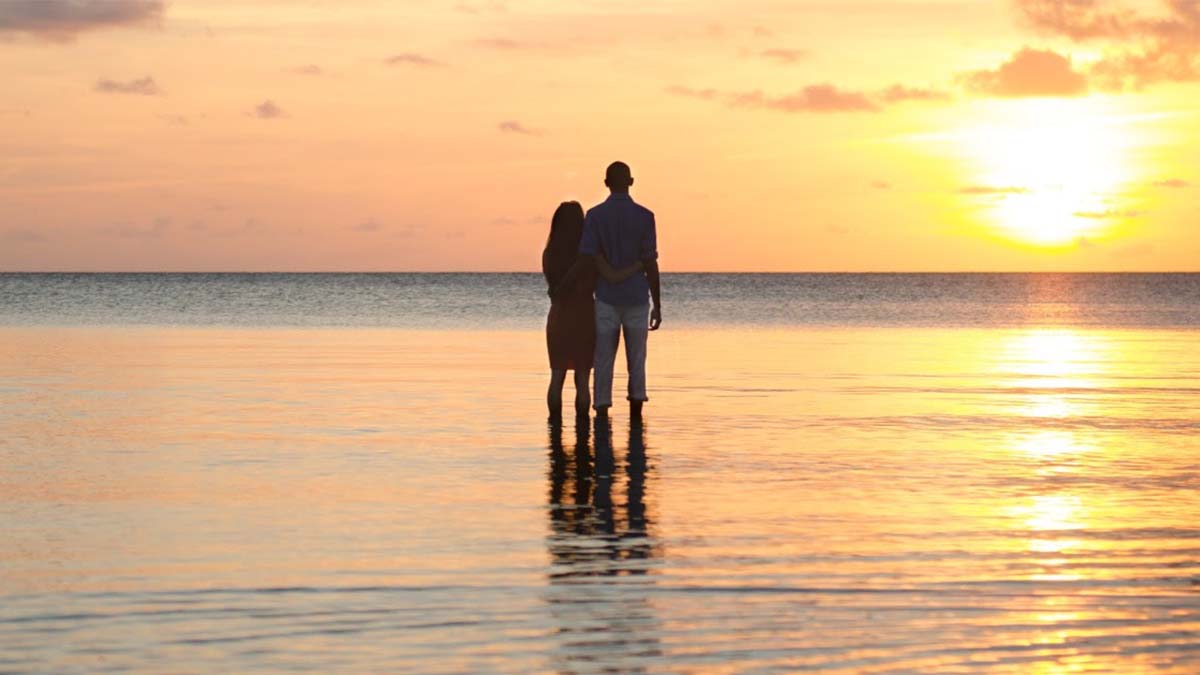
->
[543,201,585,288]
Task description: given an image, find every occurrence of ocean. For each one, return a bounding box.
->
[2,273,1198,674]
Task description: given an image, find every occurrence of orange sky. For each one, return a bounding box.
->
[1,0,1197,271]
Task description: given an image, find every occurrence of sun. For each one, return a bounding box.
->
[957,98,1142,247]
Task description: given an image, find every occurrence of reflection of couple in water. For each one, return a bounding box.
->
[545,418,660,667]
[542,161,662,424]
[546,418,653,577]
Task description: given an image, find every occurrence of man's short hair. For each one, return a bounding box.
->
[605,161,632,186]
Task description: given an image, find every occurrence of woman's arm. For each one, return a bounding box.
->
[595,254,643,284]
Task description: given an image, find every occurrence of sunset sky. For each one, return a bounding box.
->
[2,0,1197,271]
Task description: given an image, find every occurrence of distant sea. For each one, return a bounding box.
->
[2,272,1199,328]
[3,272,1199,674]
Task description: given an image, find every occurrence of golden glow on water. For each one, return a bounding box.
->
[958,99,1143,247]
[2,325,1199,673]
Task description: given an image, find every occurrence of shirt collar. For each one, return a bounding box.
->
[607,192,632,201]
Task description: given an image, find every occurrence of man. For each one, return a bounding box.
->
[579,161,662,419]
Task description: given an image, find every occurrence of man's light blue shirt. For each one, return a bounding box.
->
[579,193,657,307]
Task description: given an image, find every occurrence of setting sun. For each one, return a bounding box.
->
[957,98,1144,247]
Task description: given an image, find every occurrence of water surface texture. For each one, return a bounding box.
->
[2,274,1198,674]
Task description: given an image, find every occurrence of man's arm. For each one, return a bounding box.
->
[641,211,661,330]
[644,259,662,331]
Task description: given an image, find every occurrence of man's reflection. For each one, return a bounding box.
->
[545,416,661,671]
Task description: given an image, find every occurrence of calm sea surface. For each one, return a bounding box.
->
[2,274,1198,674]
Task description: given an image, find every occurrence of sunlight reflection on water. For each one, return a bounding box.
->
[1,326,1198,673]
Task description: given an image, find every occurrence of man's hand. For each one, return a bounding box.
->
[649,306,662,331]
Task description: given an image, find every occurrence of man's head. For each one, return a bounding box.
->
[604,161,633,193]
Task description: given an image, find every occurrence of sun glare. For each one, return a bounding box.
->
[958,99,1142,247]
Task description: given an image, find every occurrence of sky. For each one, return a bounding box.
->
[1,0,1197,271]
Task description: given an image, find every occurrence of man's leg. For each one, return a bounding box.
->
[592,301,621,411]
[621,303,650,413]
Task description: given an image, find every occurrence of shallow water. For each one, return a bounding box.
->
[2,317,1198,673]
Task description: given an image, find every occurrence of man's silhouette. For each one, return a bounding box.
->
[579,161,662,419]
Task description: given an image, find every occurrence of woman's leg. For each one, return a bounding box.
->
[547,369,567,422]
[573,368,591,417]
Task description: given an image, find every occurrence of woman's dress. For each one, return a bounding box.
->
[544,257,596,371]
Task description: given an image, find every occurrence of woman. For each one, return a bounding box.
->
[543,201,642,422]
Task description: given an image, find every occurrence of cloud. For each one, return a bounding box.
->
[475,37,525,50]
[101,216,170,239]
[879,84,951,102]
[384,53,443,67]
[351,220,384,232]
[289,64,323,76]
[958,185,1031,195]
[669,82,948,113]
[960,47,1089,97]
[1073,209,1145,218]
[757,48,810,64]
[157,113,189,125]
[665,85,720,101]
[1152,178,1191,188]
[491,215,543,227]
[0,0,163,41]
[252,100,286,119]
[731,84,880,112]
[94,76,160,95]
[498,120,542,135]
[1013,0,1200,89]
[2,227,46,243]
[870,180,892,190]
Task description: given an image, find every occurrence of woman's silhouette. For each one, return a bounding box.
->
[543,202,642,422]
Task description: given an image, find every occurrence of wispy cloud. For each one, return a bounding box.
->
[498,120,542,135]
[665,85,720,101]
[2,226,46,243]
[384,53,443,67]
[289,64,323,76]
[1152,178,1191,188]
[100,216,170,239]
[0,0,163,41]
[959,48,1089,97]
[351,220,384,232]
[474,37,526,50]
[1073,209,1145,219]
[756,48,810,64]
[669,83,879,113]
[734,85,880,112]
[879,84,951,103]
[94,76,160,95]
[251,100,286,120]
[870,180,892,190]
[669,81,948,113]
[958,185,1030,195]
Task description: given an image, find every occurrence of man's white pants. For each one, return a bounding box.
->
[593,300,649,409]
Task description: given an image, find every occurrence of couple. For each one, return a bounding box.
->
[542,161,662,423]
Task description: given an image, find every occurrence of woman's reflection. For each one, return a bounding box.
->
[545,417,661,671]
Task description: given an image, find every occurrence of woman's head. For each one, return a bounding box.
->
[548,201,584,250]
[544,201,585,284]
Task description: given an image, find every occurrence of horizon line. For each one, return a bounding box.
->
[3,270,1198,275]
